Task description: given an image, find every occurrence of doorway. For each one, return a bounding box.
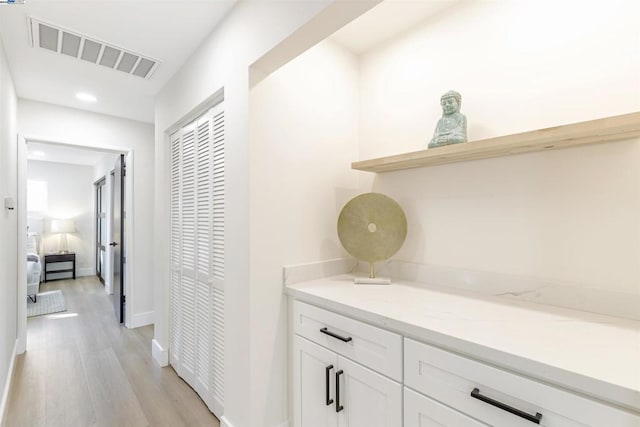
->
[17,137,135,351]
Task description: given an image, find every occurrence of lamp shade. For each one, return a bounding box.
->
[51,219,76,233]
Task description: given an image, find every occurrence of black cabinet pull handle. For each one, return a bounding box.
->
[320,327,352,343]
[471,388,542,424]
[325,365,334,406]
[335,370,344,413]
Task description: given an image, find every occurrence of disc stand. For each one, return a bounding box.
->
[353,261,391,285]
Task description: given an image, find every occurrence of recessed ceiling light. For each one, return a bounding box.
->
[76,92,97,102]
[32,151,45,157]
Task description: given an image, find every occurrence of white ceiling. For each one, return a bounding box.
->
[28,141,120,167]
[0,0,236,123]
[330,0,462,54]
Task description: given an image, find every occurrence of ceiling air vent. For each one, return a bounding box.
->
[28,17,160,80]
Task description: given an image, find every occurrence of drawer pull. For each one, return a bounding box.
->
[471,388,542,424]
[325,365,334,406]
[336,370,344,413]
[320,327,353,343]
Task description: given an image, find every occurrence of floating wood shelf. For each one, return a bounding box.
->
[352,112,640,173]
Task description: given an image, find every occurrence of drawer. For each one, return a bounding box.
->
[405,339,640,427]
[404,387,487,427]
[45,254,75,263]
[293,301,402,381]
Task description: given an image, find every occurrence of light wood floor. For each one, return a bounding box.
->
[5,276,220,427]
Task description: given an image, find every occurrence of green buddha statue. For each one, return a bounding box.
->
[428,90,467,148]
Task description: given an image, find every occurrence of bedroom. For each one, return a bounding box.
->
[24,142,124,314]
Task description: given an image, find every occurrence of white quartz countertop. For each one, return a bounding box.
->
[285,275,640,412]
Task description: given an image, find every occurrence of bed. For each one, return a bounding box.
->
[27,232,42,302]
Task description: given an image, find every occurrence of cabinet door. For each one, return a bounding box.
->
[404,387,488,427]
[294,336,338,427]
[336,356,402,427]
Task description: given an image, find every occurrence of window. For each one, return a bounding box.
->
[27,180,48,213]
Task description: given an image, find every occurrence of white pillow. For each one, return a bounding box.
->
[26,233,38,254]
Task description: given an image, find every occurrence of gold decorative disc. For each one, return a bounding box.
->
[337,193,407,264]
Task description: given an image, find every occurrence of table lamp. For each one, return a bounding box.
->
[51,219,76,254]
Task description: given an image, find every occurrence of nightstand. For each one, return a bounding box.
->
[44,253,76,282]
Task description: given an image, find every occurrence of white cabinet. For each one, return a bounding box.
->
[292,301,402,427]
[293,336,401,427]
[404,338,640,427]
[294,336,338,427]
[293,301,403,381]
[336,356,401,427]
[291,299,640,427]
[404,387,487,427]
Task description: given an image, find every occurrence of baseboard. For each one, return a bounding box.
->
[218,416,287,427]
[129,310,154,329]
[220,416,234,427]
[151,339,169,367]
[77,268,94,277]
[0,339,19,426]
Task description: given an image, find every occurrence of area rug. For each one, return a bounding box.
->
[27,290,67,317]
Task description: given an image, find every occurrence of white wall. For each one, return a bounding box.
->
[0,35,18,422]
[27,160,94,276]
[17,100,155,327]
[153,2,384,426]
[357,1,640,302]
[249,39,360,425]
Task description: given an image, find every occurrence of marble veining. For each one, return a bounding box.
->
[358,259,640,321]
[284,258,640,320]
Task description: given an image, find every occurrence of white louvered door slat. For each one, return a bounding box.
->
[168,102,225,419]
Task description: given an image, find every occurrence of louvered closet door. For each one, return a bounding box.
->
[210,103,225,416]
[180,123,198,386]
[169,131,182,369]
[169,102,225,419]
[194,112,213,407]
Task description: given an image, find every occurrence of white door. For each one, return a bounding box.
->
[209,103,225,416]
[294,336,339,427]
[178,121,198,385]
[194,112,213,406]
[169,130,182,371]
[336,356,402,427]
[404,387,488,427]
[169,102,225,418]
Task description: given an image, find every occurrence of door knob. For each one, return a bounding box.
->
[109,242,118,247]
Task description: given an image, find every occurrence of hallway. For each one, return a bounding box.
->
[5,277,219,427]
